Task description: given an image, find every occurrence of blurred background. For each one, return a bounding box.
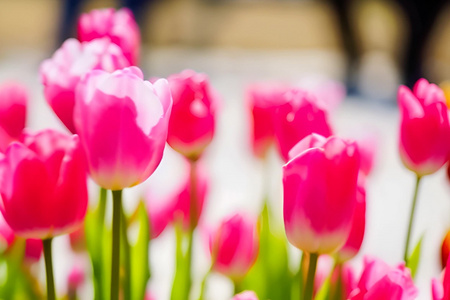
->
[2,0,450,299]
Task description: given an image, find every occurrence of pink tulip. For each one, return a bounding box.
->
[398,78,450,176]
[209,213,259,280]
[246,82,289,158]
[0,129,88,239]
[356,133,378,176]
[0,81,27,151]
[349,256,418,300]
[68,265,85,290]
[232,291,259,300]
[335,175,367,262]
[74,67,172,190]
[432,254,450,300]
[167,70,218,161]
[274,89,333,162]
[145,190,174,239]
[40,38,129,133]
[314,257,357,300]
[78,8,140,66]
[283,134,360,254]
[24,238,43,263]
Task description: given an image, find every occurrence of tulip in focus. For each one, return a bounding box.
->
[209,213,259,281]
[398,78,450,177]
[40,38,129,133]
[232,291,259,300]
[274,88,332,162]
[283,134,360,254]
[167,70,218,161]
[0,81,27,152]
[349,256,418,300]
[74,67,172,190]
[0,129,88,239]
[246,82,289,158]
[78,8,140,66]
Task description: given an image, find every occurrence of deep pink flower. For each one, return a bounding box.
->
[432,253,450,300]
[274,89,333,162]
[167,70,218,160]
[283,134,359,254]
[209,213,259,280]
[0,81,27,151]
[74,67,172,190]
[246,82,289,158]
[335,175,367,262]
[232,291,259,300]
[40,38,129,133]
[349,256,418,300]
[78,8,140,66]
[398,78,450,176]
[0,130,88,239]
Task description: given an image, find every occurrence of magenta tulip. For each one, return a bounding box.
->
[232,291,259,300]
[349,257,418,300]
[0,129,88,239]
[246,82,288,158]
[74,67,172,190]
[335,175,367,262]
[398,78,450,177]
[283,134,360,254]
[78,8,140,66]
[209,213,259,280]
[167,70,218,160]
[40,38,129,133]
[432,254,450,300]
[0,81,27,151]
[145,190,174,239]
[274,88,333,162]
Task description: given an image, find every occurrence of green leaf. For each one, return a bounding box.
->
[170,220,190,300]
[130,201,151,300]
[407,235,423,279]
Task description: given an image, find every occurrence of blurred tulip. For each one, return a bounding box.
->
[209,213,259,281]
[356,133,378,176]
[171,161,208,231]
[398,78,450,177]
[432,254,450,300]
[69,226,86,253]
[274,88,332,162]
[349,256,418,300]
[232,291,259,300]
[441,230,450,270]
[335,175,367,262]
[74,67,172,190]
[78,8,140,66]
[283,134,360,254]
[68,265,85,290]
[40,38,129,133]
[167,70,218,161]
[246,82,288,158]
[145,190,174,239]
[0,81,27,152]
[0,130,87,239]
[24,239,43,263]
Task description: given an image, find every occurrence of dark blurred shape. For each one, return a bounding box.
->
[396,0,448,88]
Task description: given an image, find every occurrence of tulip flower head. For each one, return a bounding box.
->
[398,78,450,177]
[209,213,259,281]
[74,67,172,190]
[349,256,418,300]
[78,8,140,66]
[167,70,218,161]
[246,82,289,158]
[283,134,360,254]
[40,38,130,133]
[274,89,333,162]
[432,253,450,300]
[0,130,88,239]
[0,81,27,151]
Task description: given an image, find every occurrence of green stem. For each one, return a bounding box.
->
[233,279,243,295]
[185,160,198,299]
[404,175,422,264]
[197,267,211,300]
[111,190,122,300]
[43,238,56,300]
[303,253,319,300]
[121,203,131,300]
